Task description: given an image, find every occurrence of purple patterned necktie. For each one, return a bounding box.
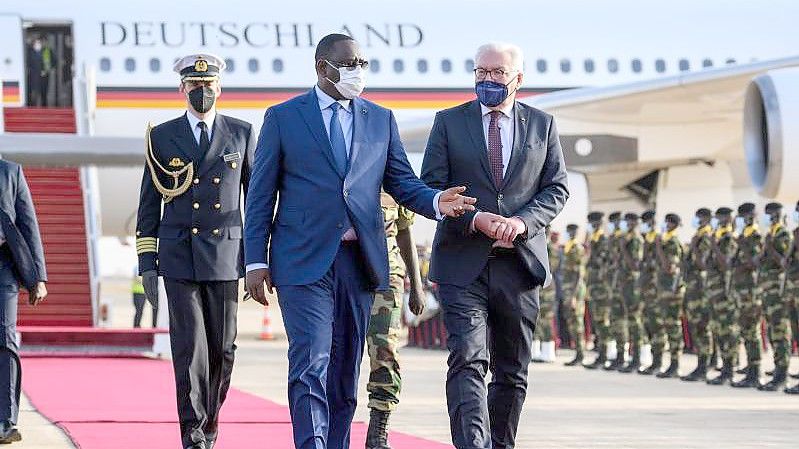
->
[487,111,504,188]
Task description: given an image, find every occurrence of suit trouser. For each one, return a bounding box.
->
[438,253,539,449]
[164,278,238,449]
[277,242,373,449]
[0,279,20,426]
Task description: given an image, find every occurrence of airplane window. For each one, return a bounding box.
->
[465,59,475,72]
[702,58,713,68]
[441,59,452,73]
[125,57,136,72]
[560,59,571,73]
[536,59,547,73]
[726,58,736,65]
[655,59,666,73]
[99,58,111,72]
[583,59,594,73]
[225,58,235,73]
[607,58,619,73]
[248,58,259,73]
[370,59,380,73]
[631,59,642,73]
[393,59,404,73]
[679,59,690,71]
[149,58,160,73]
[273,58,284,73]
[417,59,428,73]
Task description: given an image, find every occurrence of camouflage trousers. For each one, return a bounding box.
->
[684,273,713,358]
[367,275,403,411]
[652,288,684,359]
[621,274,646,356]
[561,281,586,353]
[610,284,628,349]
[731,286,762,365]
[707,273,738,362]
[789,278,799,349]
[761,271,792,369]
[535,284,556,341]
[640,275,659,351]
[587,281,611,354]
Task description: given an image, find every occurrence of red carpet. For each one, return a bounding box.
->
[21,357,451,449]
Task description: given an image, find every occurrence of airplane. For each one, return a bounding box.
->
[0,0,797,246]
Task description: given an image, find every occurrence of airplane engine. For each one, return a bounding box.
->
[743,67,799,199]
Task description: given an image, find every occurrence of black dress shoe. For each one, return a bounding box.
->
[785,383,799,394]
[731,365,760,389]
[564,353,584,366]
[656,360,680,378]
[758,367,787,392]
[0,428,21,444]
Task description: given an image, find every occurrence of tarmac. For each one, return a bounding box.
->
[15,279,799,448]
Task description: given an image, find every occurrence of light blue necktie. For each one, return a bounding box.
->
[328,102,348,175]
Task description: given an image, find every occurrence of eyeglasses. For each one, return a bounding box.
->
[473,67,516,80]
[326,59,370,71]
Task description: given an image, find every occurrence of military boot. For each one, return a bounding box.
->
[785,383,799,394]
[656,357,680,378]
[731,364,760,388]
[584,352,606,370]
[680,355,708,382]
[758,366,788,392]
[366,409,392,449]
[735,365,749,375]
[604,353,625,371]
[639,350,662,375]
[619,351,641,374]
[707,359,734,385]
[791,373,799,379]
[564,351,584,367]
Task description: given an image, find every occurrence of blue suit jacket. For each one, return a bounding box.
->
[244,89,439,291]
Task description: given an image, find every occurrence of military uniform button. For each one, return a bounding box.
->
[337,223,344,229]
[231,162,237,169]
[193,202,200,210]
[212,228,220,236]
[213,177,221,184]
[214,203,221,210]
[193,178,200,185]
[191,227,199,235]
[136,231,141,237]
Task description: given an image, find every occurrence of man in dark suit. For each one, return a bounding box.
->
[244,34,475,449]
[0,158,48,444]
[421,42,569,449]
[136,53,255,449]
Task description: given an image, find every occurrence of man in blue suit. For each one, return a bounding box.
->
[244,34,475,449]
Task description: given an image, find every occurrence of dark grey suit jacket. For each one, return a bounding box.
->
[0,160,47,290]
[421,100,569,288]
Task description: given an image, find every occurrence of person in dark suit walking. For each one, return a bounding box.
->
[0,158,48,445]
[421,42,569,449]
[135,53,255,449]
[244,34,475,449]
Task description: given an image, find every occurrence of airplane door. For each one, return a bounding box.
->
[0,15,25,106]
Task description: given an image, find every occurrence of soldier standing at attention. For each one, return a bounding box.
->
[365,194,426,449]
[730,203,764,389]
[654,213,685,378]
[638,210,660,375]
[757,202,793,391]
[706,207,740,385]
[561,224,587,366]
[533,226,559,363]
[785,201,799,394]
[681,208,714,382]
[585,212,612,369]
[136,54,255,449]
[619,213,645,373]
[604,211,627,370]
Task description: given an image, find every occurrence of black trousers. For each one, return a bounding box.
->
[438,253,540,449]
[164,278,238,449]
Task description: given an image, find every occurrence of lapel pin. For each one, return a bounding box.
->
[520,117,527,122]
[361,108,367,114]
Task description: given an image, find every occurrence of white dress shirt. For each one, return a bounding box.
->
[480,103,514,176]
[185,109,217,146]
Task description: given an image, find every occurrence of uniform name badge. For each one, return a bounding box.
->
[223,152,241,163]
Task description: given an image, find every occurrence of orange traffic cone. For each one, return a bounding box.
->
[259,308,274,341]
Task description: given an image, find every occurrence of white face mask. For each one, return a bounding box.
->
[760,214,773,229]
[735,216,745,233]
[641,223,651,233]
[691,216,701,229]
[326,61,366,99]
[33,41,42,52]
[607,222,616,233]
[659,222,668,233]
[793,211,799,225]
[710,217,719,230]
[619,221,629,232]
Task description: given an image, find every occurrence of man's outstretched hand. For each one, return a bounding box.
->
[245,268,273,306]
[438,186,477,218]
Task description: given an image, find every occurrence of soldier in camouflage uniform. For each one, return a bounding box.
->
[707,207,740,385]
[534,226,560,363]
[730,202,764,389]
[605,211,628,371]
[562,224,587,366]
[619,213,645,373]
[757,202,794,391]
[654,213,685,378]
[585,212,612,370]
[639,210,660,375]
[681,208,714,382]
[785,201,799,394]
[365,193,426,449]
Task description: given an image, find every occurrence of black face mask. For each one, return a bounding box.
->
[188,86,216,113]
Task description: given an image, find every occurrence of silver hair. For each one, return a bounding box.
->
[475,42,524,72]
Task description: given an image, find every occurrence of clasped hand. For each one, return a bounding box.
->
[474,212,526,246]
